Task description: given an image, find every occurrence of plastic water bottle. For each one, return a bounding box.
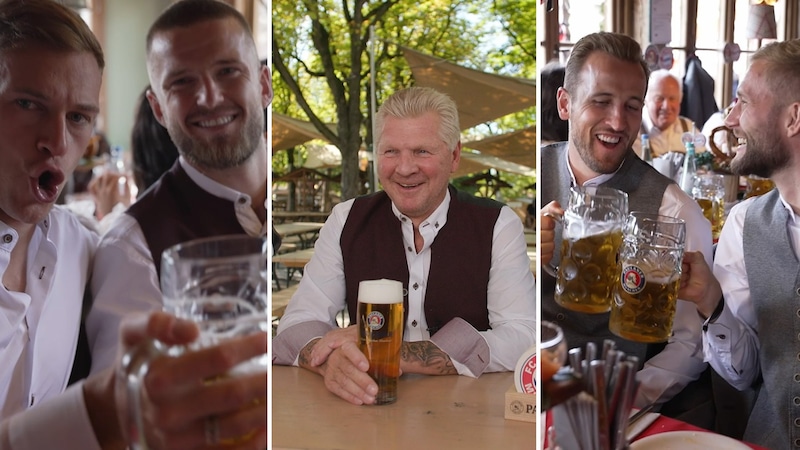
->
[679,142,697,195]
[641,134,653,165]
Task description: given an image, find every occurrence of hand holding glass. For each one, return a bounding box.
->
[123,235,267,448]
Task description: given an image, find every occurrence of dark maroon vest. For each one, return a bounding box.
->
[126,161,246,278]
[340,186,501,334]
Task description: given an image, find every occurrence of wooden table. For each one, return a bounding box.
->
[272,367,535,449]
[272,211,329,224]
[274,222,324,248]
[271,248,315,289]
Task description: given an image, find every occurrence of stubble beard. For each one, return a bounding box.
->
[169,110,262,170]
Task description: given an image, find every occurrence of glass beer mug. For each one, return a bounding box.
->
[610,213,685,343]
[123,235,268,448]
[545,186,628,313]
[357,279,404,405]
[692,173,726,241]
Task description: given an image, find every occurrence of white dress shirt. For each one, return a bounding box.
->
[0,381,100,450]
[0,206,97,420]
[573,157,714,406]
[274,190,537,376]
[86,157,266,373]
[703,195,800,390]
[633,114,706,158]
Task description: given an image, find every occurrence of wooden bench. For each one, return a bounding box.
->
[272,283,299,320]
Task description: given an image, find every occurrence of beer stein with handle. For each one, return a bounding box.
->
[545,186,628,313]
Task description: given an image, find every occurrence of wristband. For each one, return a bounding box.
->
[701,296,725,332]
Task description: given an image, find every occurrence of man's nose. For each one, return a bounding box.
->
[197,77,223,108]
[38,115,69,157]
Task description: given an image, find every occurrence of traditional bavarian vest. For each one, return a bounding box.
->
[540,142,673,364]
[339,185,501,334]
[126,161,246,278]
[742,190,800,448]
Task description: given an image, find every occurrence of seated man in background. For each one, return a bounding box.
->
[86,0,269,372]
[633,70,707,181]
[273,86,536,405]
[0,1,266,448]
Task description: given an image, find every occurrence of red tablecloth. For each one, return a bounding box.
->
[543,410,768,450]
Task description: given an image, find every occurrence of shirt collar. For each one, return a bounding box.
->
[179,156,250,204]
[390,188,451,231]
[564,144,622,187]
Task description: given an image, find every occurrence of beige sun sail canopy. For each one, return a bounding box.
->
[401,47,536,129]
[463,126,536,169]
[272,113,336,153]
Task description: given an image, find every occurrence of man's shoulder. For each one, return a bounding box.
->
[49,205,99,244]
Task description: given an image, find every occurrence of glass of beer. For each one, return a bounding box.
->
[744,175,775,199]
[357,279,404,405]
[692,173,726,241]
[609,213,685,343]
[548,186,628,313]
[124,235,268,449]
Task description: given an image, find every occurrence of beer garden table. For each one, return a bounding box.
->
[271,366,534,449]
[273,222,324,249]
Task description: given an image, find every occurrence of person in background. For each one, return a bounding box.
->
[539,32,715,427]
[129,86,180,195]
[86,0,269,372]
[540,60,569,146]
[678,38,800,449]
[0,1,266,448]
[273,86,536,405]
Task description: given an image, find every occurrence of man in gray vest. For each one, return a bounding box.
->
[679,39,800,449]
[273,86,536,405]
[540,32,714,424]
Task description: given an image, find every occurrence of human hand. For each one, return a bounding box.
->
[539,201,564,267]
[88,172,131,219]
[308,325,358,367]
[299,328,377,406]
[679,251,722,318]
[116,312,267,449]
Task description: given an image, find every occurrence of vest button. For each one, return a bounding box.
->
[795,438,800,447]
[2,234,11,244]
[556,313,566,321]
[411,320,418,327]
[795,417,800,427]
[796,287,800,296]
[795,373,800,382]
[794,397,800,406]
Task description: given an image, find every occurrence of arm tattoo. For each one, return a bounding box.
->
[298,338,320,369]
[402,341,456,375]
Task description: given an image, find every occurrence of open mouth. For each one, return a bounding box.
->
[596,133,622,149]
[32,169,64,203]
[195,114,237,129]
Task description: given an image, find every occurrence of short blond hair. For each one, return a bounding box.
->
[375,86,460,152]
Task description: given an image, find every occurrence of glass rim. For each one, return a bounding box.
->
[161,234,267,262]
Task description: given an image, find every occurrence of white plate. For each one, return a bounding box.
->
[631,430,751,450]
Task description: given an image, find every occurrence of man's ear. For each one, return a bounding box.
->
[556,87,570,120]
[786,102,800,138]
[145,89,167,127]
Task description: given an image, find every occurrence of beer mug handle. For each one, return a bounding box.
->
[120,339,163,450]
[541,211,563,278]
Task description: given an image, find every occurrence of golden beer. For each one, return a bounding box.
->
[357,279,404,405]
[555,229,623,313]
[609,273,680,343]
[695,197,724,241]
[744,176,775,199]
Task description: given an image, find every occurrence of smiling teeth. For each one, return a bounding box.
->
[598,134,620,144]
[198,116,234,127]
[738,138,747,145]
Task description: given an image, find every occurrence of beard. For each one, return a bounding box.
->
[571,126,631,174]
[167,108,263,170]
[730,126,789,178]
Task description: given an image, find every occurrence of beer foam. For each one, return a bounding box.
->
[563,215,621,240]
[358,279,403,304]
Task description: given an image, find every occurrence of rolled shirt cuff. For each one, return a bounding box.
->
[272,320,335,365]
[429,317,490,377]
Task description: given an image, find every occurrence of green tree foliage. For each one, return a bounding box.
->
[273,0,536,202]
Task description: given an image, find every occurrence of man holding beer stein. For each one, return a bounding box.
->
[539,32,714,426]
[273,86,536,405]
[678,39,800,449]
